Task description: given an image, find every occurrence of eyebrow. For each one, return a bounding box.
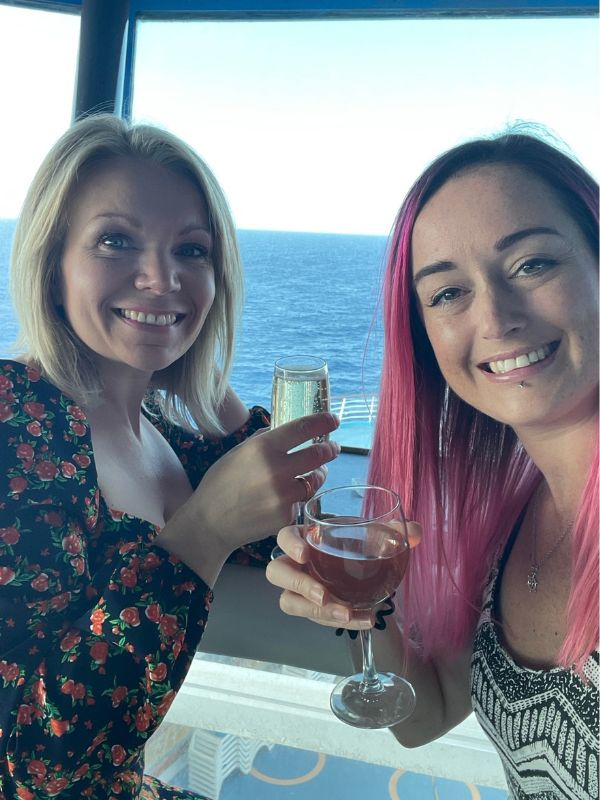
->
[494,226,562,251]
[90,213,211,236]
[412,226,563,288]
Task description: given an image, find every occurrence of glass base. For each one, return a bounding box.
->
[330,671,416,729]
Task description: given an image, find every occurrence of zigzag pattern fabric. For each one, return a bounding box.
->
[471,563,599,799]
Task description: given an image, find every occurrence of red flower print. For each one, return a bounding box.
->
[134,704,152,731]
[50,591,70,611]
[23,401,46,420]
[50,718,70,737]
[73,452,91,469]
[67,404,86,420]
[0,402,14,422]
[71,555,85,576]
[111,685,128,707]
[0,566,16,585]
[158,613,179,640]
[17,787,36,799]
[27,759,47,781]
[25,365,40,381]
[0,526,20,545]
[73,762,90,781]
[0,661,20,683]
[26,421,42,437]
[172,633,184,660]
[16,704,34,725]
[90,641,109,664]
[119,607,140,627]
[90,607,108,634]
[60,631,81,652]
[145,603,162,623]
[9,475,28,494]
[69,420,86,437]
[156,690,176,716]
[148,662,167,682]
[120,567,137,589]
[16,443,34,460]
[45,776,69,795]
[30,678,46,706]
[111,744,127,766]
[35,460,59,481]
[60,460,77,478]
[44,510,64,527]
[30,573,50,592]
[0,373,13,393]
[61,679,75,696]
[62,532,82,555]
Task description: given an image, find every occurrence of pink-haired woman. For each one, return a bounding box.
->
[267,131,599,798]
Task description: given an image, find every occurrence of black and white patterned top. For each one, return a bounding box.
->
[471,528,599,799]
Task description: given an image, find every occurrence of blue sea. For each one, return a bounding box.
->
[0,220,387,410]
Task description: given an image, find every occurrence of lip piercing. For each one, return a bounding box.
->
[519,381,526,388]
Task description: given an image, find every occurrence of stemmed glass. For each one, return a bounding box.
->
[303,484,416,728]
[270,356,330,537]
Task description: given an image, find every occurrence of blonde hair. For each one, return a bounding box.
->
[10,114,242,435]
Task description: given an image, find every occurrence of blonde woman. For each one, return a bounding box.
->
[0,115,339,799]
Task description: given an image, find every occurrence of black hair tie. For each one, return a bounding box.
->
[335,592,396,640]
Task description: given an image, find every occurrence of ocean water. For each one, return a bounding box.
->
[0,221,387,409]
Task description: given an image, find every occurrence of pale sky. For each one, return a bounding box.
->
[1,6,598,234]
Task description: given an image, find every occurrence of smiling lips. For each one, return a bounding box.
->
[118,308,181,327]
[482,342,557,375]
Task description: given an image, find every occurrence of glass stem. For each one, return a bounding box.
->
[359,629,383,694]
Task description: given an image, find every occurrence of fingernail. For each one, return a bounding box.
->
[332,441,341,454]
[357,617,373,628]
[309,587,324,605]
[332,607,350,622]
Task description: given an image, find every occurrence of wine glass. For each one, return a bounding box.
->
[303,484,416,728]
[270,356,330,547]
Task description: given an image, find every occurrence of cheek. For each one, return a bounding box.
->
[422,318,465,375]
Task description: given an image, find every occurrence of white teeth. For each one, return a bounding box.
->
[487,344,552,375]
[120,309,177,326]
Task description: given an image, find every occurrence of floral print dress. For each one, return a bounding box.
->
[0,360,272,800]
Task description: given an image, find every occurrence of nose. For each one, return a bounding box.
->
[133,250,181,295]
[477,281,527,340]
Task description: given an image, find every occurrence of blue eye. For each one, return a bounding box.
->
[97,233,131,249]
[428,287,464,307]
[176,243,210,259]
[515,258,557,277]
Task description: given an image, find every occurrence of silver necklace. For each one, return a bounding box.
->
[527,490,572,593]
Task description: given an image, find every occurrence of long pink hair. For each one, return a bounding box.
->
[368,132,599,674]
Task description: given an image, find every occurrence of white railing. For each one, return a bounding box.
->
[330,395,378,424]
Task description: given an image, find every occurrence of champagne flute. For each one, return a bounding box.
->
[270,356,330,557]
[303,484,416,728]
[271,355,330,437]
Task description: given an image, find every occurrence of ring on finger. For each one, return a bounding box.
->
[295,474,312,502]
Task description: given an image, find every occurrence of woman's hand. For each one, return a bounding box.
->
[266,521,422,629]
[154,412,340,585]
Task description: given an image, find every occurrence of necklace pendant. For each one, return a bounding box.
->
[527,566,539,593]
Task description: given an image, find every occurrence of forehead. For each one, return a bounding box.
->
[71,155,207,215]
[411,164,575,267]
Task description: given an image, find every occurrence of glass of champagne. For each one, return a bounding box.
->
[270,356,330,548]
[271,355,330,436]
[303,484,416,729]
